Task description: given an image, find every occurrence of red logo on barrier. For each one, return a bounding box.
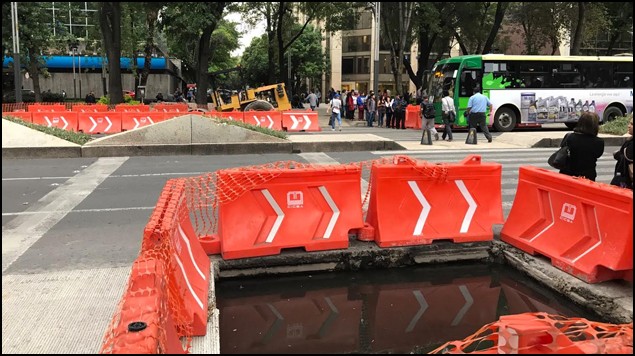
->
[287,191,304,208]
[559,203,576,223]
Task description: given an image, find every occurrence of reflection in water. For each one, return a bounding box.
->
[216,264,597,354]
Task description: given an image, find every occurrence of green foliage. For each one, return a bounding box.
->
[97,94,139,105]
[599,113,632,136]
[206,116,288,139]
[3,116,93,145]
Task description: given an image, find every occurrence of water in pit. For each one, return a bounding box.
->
[215,263,601,354]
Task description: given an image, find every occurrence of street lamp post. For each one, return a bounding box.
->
[11,2,22,102]
[72,46,77,99]
[373,2,380,95]
[78,52,82,99]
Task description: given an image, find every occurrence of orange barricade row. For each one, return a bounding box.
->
[27,104,66,112]
[162,111,188,120]
[2,111,32,122]
[500,166,633,283]
[31,111,78,131]
[78,112,122,134]
[404,104,421,129]
[243,110,283,130]
[216,162,365,259]
[365,155,503,247]
[281,110,321,132]
[72,104,109,112]
[100,256,186,354]
[114,104,151,112]
[205,111,244,122]
[120,112,167,131]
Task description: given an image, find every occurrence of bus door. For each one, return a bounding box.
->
[458,68,486,124]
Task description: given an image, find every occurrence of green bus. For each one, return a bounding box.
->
[426,54,633,131]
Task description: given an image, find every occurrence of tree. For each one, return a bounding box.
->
[160,3,227,104]
[380,2,416,95]
[569,2,587,55]
[602,3,634,55]
[98,2,124,105]
[1,2,63,102]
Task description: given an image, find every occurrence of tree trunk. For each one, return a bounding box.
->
[139,7,157,88]
[482,2,508,54]
[276,2,287,88]
[27,52,42,103]
[195,26,213,105]
[570,2,586,55]
[98,2,124,104]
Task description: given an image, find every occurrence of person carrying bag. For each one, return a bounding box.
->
[610,118,633,189]
[548,133,571,170]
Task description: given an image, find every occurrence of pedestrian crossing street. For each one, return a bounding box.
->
[313,148,620,219]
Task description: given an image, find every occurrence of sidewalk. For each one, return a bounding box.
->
[2,112,629,159]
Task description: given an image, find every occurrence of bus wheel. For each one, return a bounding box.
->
[602,106,623,123]
[493,107,516,132]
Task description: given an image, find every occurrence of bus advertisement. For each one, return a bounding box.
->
[427,54,633,132]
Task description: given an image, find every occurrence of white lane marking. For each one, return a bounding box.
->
[451,285,474,326]
[3,172,209,181]
[408,181,430,236]
[261,189,284,243]
[2,157,129,273]
[318,186,339,239]
[3,206,154,216]
[455,180,477,233]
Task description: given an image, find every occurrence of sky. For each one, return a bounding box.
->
[225,12,266,57]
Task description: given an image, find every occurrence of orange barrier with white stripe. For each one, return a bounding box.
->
[243,110,283,130]
[500,166,633,283]
[78,112,122,134]
[154,103,189,112]
[121,112,166,131]
[2,111,32,122]
[281,110,321,131]
[405,105,421,129]
[216,162,365,259]
[365,155,503,247]
[115,104,151,112]
[27,104,66,112]
[31,111,78,131]
[205,111,244,122]
[72,104,109,112]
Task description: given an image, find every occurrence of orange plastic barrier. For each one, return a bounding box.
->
[27,104,66,112]
[143,179,210,336]
[365,155,503,247]
[243,110,283,130]
[154,103,189,112]
[162,111,188,120]
[114,104,150,112]
[78,112,122,134]
[216,162,364,259]
[205,111,244,122]
[500,166,633,283]
[121,112,166,131]
[404,104,421,129]
[2,111,32,122]
[72,104,109,112]
[100,256,186,354]
[31,111,78,131]
[281,110,321,131]
[219,288,361,354]
[431,312,634,354]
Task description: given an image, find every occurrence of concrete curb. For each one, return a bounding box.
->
[533,135,629,148]
[2,141,406,159]
[2,146,82,159]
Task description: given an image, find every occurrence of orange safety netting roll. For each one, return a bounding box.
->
[430,312,633,354]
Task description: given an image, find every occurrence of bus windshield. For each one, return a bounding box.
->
[428,63,459,101]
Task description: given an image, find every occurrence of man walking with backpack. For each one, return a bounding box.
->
[421,96,439,140]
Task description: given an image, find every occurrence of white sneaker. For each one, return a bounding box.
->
[332,128,335,131]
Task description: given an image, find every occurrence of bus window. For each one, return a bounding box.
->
[460,70,481,97]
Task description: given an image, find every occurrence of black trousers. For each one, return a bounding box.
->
[468,112,492,140]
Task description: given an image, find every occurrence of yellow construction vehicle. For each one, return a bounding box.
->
[209,66,291,112]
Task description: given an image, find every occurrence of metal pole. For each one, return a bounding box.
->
[287,52,292,95]
[11,2,22,102]
[72,48,77,99]
[373,2,380,95]
[78,52,82,98]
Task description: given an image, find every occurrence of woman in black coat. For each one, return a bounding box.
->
[559,112,604,181]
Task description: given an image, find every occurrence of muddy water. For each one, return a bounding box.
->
[216,264,600,354]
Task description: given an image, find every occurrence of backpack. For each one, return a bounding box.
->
[393,99,404,113]
[423,102,435,118]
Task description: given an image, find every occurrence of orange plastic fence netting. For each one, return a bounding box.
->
[430,312,633,354]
